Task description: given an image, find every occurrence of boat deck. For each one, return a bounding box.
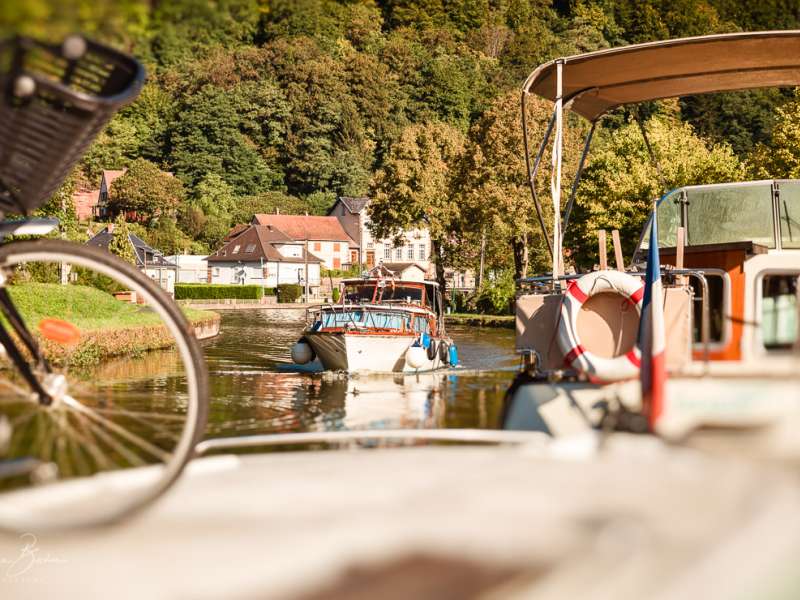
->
[3,434,799,599]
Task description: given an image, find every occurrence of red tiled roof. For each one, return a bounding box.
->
[102,169,127,189]
[252,214,356,244]
[208,225,322,264]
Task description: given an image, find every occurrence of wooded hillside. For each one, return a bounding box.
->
[4,0,800,282]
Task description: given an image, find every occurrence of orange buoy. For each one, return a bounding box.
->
[38,318,81,345]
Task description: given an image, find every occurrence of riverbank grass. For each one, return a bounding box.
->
[7,283,216,330]
[4,283,219,366]
[445,313,514,328]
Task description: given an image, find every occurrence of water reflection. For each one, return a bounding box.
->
[200,311,516,438]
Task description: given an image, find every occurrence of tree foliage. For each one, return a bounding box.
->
[108,158,185,223]
[369,121,466,289]
[569,115,744,265]
[8,0,800,282]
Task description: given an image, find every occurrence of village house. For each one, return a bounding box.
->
[72,168,173,221]
[164,254,210,284]
[86,224,178,293]
[207,224,322,292]
[251,213,356,271]
[328,197,432,271]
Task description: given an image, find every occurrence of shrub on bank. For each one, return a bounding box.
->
[175,284,265,300]
[277,283,303,303]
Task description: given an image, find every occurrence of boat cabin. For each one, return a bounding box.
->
[308,276,444,337]
[635,180,799,361]
[516,179,800,373]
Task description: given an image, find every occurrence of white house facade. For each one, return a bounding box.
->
[328,197,432,272]
[207,224,322,290]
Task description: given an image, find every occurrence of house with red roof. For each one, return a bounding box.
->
[69,169,126,222]
[207,224,322,290]
[251,213,357,271]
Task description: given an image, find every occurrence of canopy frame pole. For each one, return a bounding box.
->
[561,119,597,241]
[635,110,668,193]
[521,92,555,259]
[550,59,564,280]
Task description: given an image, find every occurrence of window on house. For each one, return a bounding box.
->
[245,244,256,253]
[418,244,426,260]
[367,241,374,249]
[384,246,391,259]
[213,268,220,276]
[407,246,414,260]
[395,247,402,260]
[761,274,798,350]
[314,242,321,252]
[334,242,340,252]
[232,245,241,254]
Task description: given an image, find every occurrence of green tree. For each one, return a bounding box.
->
[747,91,800,179]
[108,215,137,264]
[570,115,743,266]
[108,158,185,223]
[460,90,586,281]
[370,120,466,291]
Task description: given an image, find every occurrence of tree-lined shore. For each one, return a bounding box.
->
[5,1,800,306]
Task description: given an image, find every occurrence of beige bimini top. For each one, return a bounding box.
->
[523,31,800,121]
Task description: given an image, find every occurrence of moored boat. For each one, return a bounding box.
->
[291,265,458,373]
[503,31,800,437]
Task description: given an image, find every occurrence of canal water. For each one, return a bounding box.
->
[201,310,517,438]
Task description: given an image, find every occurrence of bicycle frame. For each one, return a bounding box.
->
[0,218,60,403]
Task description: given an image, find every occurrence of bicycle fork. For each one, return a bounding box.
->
[0,272,53,405]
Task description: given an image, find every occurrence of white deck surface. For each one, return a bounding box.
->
[2,435,799,599]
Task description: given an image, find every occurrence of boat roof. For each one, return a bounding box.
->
[342,277,440,287]
[523,30,800,122]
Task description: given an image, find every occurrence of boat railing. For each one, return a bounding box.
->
[518,268,711,370]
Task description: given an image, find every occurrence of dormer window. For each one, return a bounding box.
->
[245,244,256,253]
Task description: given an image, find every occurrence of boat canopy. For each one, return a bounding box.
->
[523,30,800,122]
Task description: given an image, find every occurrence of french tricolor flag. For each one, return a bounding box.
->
[638,212,667,431]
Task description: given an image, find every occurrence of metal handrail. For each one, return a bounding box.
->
[194,428,548,456]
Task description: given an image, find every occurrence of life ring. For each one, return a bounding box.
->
[427,339,438,361]
[557,270,644,382]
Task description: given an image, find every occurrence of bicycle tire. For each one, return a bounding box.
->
[0,239,208,532]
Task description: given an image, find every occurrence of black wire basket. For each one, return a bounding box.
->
[0,35,145,215]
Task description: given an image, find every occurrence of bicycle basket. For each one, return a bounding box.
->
[0,36,145,215]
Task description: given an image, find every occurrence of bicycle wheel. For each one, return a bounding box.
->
[0,239,209,531]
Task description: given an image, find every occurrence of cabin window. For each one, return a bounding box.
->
[761,274,798,350]
[381,285,423,304]
[779,182,800,249]
[689,271,727,345]
[343,284,375,303]
[414,316,431,333]
[687,184,775,248]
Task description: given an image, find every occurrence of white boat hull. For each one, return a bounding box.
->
[305,332,447,373]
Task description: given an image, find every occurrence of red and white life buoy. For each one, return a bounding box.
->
[557,270,644,382]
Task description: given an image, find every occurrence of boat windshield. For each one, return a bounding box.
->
[343,283,376,303]
[380,284,425,305]
[641,181,778,250]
